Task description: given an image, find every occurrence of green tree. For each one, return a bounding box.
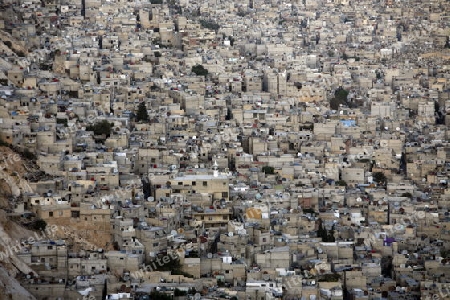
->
[327,230,336,242]
[317,218,327,241]
[86,120,114,138]
[135,102,150,123]
[22,148,37,160]
[199,19,220,31]
[303,208,315,214]
[0,136,9,147]
[335,88,349,102]
[32,219,47,231]
[228,36,235,46]
[401,192,412,199]
[376,71,382,79]
[174,289,187,296]
[381,256,393,278]
[262,166,275,175]
[150,291,172,300]
[318,273,341,282]
[56,118,68,127]
[335,180,347,187]
[192,64,208,77]
[329,88,349,110]
[372,172,387,185]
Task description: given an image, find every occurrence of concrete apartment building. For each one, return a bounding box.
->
[0,0,450,298]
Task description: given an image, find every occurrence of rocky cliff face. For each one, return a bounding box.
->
[0,26,104,299]
[0,267,36,300]
[0,147,38,300]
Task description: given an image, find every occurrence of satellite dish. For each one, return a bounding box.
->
[356,197,362,202]
[194,293,201,300]
[255,193,262,200]
[380,140,388,147]
[311,280,315,285]
[171,230,177,236]
[395,225,405,231]
[396,127,400,131]
[228,232,234,237]
[207,253,213,259]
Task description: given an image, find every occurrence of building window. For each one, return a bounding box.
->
[192,181,196,186]
[153,242,159,247]
[47,246,53,250]
[222,192,228,198]
[223,216,228,220]
[262,238,267,242]
[203,181,207,187]
[49,211,53,217]
[208,217,212,221]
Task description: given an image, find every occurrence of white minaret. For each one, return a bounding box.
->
[213,160,219,177]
